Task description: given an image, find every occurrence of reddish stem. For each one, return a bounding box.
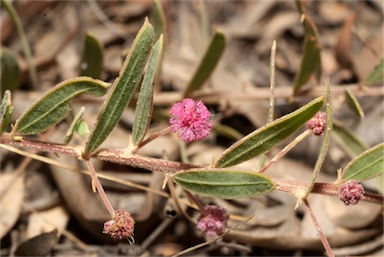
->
[303,199,335,257]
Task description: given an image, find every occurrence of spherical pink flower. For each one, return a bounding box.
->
[306,112,326,136]
[196,205,229,237]
[338,180,365,205]
[103,209,135,241]
[169,98,212,142]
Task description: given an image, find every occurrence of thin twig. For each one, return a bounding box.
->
[303,199,335,257]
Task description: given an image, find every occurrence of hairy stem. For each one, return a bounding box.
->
[303,199,335,257]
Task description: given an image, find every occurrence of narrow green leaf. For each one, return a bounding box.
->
[345,89,365,119]
[12,77,110,135]
[151,0,167,41]
[64,107,86,144]
[132,35,163,145]
[173,169,275,199]
[1,48,21,96]
[85,19,155,154]
[332,120,367,158]
[293,0,321,95]
[184,30,226,97]
[365,58,383,85]
[80,33,104,79]
[213,124,243,141]
[215,96,324,168]
[304,79,332,198]
[341,143,384,182]
[0,90,13,134]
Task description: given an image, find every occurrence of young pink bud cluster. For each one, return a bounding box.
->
[338,180,365,205]
[196,205,229,237]
[306,112,326,136]
[169,98,212,142]
[103,209,135,241]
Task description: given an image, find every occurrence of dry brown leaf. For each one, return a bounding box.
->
[0,173,25,239]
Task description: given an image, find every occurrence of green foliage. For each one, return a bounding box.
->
[85,18,155,154]
[132,35,164,145]
[151,0,167,41]
[365,58,383,85]
[12,77,110,136]
[341,143,384,182]
[174,169,275,199]
[215,96,324,168]
[64,107,86,144]
[0,90,13,134]
[184,30,226,96]
[1,48,21,96]
[293,0,321,95]
[345,89,365,119]
[332,120,367,158]
[80,33,104,79]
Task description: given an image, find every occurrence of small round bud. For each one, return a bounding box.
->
[306,112,326,136]
[169,98,212,142]
[338,180,365,205]
[196,205,229,237]
[103,209,135,241]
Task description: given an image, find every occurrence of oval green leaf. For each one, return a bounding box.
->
[293,0,321,95]
[173,169,275,199]
[345,89,365,119]
[132,35,163,145]
[0,90,13,134]
[12,77,110,135]
[85,18,155,154]
[184,29,226,97]
[215,96,324,168]
[80,32,104,79]
[1,48,21,95]
[341,143,384,182]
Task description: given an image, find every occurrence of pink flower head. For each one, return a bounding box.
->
[306,112,326,136]
[103,209,135,241]
[338,180,365,205]
[169,98,212,142]
[196,205,229,237]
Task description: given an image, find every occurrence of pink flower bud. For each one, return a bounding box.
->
[169,98,212,142]
[196,205,229,237]
[103,209,135,241]
[338,180,365,205]
[306,112,326,136]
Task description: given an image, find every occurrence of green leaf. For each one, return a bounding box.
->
[85,18,155,154]
[173,169,275,199]
[332,120,367,158]
[215,96,324,168]
[341,143,384,182]
[213,124,243,141]
[0,90,13,134]
[1,48,21,96]
[345,89,365,119]
[293,0,321,95]
[304,79,332,198]
[132,35,163,145]
[64,107,85,144]
[80,33,104,79]
[365,58,383,85]
[12,77,110,135]
[151,0,167,41]
[184,29,226,97]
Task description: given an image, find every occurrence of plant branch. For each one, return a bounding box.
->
[1,133,383,205]
[303,199,335,257]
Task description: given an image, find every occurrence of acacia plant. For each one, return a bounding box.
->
[0,11,383,257]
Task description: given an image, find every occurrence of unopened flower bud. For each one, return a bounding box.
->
[306,112,326,136]
[196,205,229,237]
[338,180,365,205]
[169,98,212,142]
[103,209,135,241]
